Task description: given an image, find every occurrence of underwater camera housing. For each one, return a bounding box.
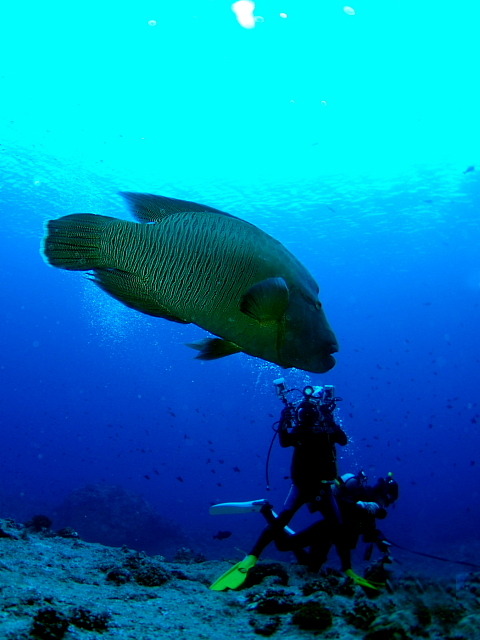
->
[273,378,287,398]
[273,379,341,411]
[303,384,336,406]
[323,385,335,403]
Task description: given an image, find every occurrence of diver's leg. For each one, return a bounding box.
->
[249,485,303,558]
[319,485,342,526]
[334,528,358,571]
[335,543,353,571]
[295,520,334,571]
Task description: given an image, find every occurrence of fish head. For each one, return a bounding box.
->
[280,292,339,373]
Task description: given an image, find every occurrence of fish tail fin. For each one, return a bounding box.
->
[43,213,115,270]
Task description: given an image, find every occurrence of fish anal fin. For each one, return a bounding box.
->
[120,192,231,224]
[186,338,242,360]
[89,269,189,322]
[240,277,289,323]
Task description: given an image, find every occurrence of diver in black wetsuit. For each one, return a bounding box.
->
[249,385,348,559]
[272,471,399,585]
[209,383,349,591]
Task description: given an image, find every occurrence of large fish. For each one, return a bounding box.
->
[42,192,338,372]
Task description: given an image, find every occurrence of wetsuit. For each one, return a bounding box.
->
[249,399,348,558]
[274,476,391,571]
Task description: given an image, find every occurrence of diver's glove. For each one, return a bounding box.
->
[280,405,294,425]
[356,501,381,514]
[344,569,384,590]
[323,401,336,414]
[377,539,392,554]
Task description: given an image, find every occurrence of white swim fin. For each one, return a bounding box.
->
[209,499,271,515]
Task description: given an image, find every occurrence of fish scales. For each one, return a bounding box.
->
[101,214,258,326]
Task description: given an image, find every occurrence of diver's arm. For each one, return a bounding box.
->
[333,424,348,446]
[278,406,296,447]
[322,408,348,445]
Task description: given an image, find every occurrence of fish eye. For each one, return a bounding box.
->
[314,301,322,310]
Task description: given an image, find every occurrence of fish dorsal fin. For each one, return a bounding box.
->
[240,277,289,323]
[120,192,232,223]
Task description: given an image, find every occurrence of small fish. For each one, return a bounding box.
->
[42,192,338,373]
[176,476,184,483]
[213,530,232,540]
[463,165,475,174]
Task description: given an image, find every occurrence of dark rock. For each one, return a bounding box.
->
[292,601,333,632]
[123,552,171,587]
[31,607,69,640]
[431,602,466,629]
[249,615,281,636]
[345,600,380,630]
[302,572,340,596]
[246,562,289,587]
[413,601,432,628]
[105,566,133,585]
[69,606,110,631]
[173,546,207,564]
[248,589,296,615]
[0,518,23,539]
[55,527,79,539]
[364,610,416,640]
[25,515,52,532]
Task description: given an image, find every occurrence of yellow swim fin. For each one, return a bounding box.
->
[210,555,258,591]
[345,569,384,590]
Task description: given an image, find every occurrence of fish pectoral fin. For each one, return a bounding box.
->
[89,268,189,323]
[240,277,289,323]
[119,192,231,223]
[186,338,243,360]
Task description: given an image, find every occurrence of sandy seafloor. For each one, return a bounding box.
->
[1,519,479,640]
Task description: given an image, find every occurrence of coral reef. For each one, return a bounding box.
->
[1,517,480,640]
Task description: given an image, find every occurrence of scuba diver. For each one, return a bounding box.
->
[273,470,399,589]
[210,470,399,591]
[210,380,348,591]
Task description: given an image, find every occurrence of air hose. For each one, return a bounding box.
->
[389,540,480,570]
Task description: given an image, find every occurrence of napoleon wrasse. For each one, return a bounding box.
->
[42,192,338,373]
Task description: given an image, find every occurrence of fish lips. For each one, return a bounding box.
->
[321,352,337,373]
[313,349,338,374]
[282,341,338,373]
[307,338,339,373]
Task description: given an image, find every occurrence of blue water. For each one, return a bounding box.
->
[1,1,479,570]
